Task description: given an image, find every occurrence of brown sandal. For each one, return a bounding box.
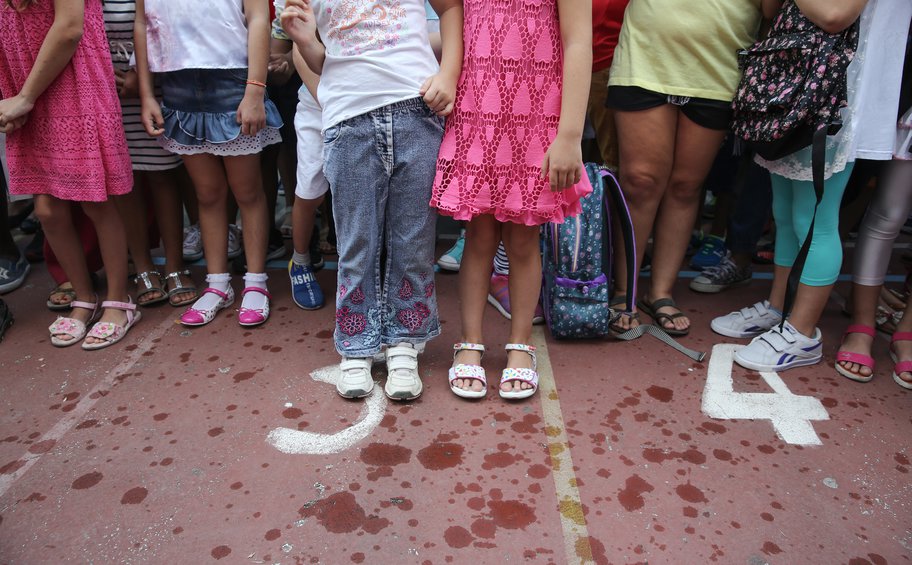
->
[47,282,76,311]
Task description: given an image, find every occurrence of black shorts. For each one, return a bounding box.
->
[606,86,733,131]
[267,74,304,145]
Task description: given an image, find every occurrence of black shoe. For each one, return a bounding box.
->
[0,299,13,342]
[19,214,39,235]
[24,228,44,263]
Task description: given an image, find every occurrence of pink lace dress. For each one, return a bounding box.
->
[431,0,591,226]
[0,0,132,202]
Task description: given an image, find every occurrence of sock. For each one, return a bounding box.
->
[193,273,231,312]
[292,250,311,267]
[242,272,269,311]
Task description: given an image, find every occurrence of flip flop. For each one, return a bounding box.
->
[47,283,77,311]
[638,296,690,336]
[608,294,639,334]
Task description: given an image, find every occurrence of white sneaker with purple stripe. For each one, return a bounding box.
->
[734,321,823,372]
[710,300,782,338]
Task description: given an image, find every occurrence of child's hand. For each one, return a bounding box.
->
[0,94,33,134]
[237,94,266,137]
[267,52,294,86]
[114,69,140,99]
[541,132,583,191]
[420,72,457,116]
[281,0,318,45]
[140,96,164,137]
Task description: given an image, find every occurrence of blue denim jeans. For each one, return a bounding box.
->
[322,97,444,357]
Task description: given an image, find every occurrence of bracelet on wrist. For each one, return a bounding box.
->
[245,79,267,88]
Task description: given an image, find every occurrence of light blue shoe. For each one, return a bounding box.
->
[288,259,324,310]
[437,230,465,272]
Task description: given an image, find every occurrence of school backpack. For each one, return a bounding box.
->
[731,0,859,320]
[541,164,705,360]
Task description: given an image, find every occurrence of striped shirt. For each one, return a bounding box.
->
[103,0,182,171]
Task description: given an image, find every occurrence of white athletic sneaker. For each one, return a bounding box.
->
[383,343,423,400]
[227,224,243,259]
[710,300,782,338]
[336,358,374,399]
[734,321,823,372]
[182,224,203,261]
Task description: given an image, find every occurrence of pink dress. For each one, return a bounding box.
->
[431,0,592,226]
[0,0,132,202]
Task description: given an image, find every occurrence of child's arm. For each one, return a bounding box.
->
[238,0,270,136]
[134,0,164,136]
[422,0,463,116]
[281,0,326,75]
[795,0,867,33]
[292,45,321,105]
[0,0,84,134]
[542,0,592,191]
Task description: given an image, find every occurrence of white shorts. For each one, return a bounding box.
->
[294,87,330,200]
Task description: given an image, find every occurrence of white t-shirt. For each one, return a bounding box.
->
[310,0,439,130]
[759,0,912,180]
[144,0,249,72]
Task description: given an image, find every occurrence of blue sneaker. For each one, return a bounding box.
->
[437,230,465,272]
[0,254,30,294]
[690,234,727,269]
[288,259,324,310]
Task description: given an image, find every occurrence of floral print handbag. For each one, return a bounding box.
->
[731,0,859,161]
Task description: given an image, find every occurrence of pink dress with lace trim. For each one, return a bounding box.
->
[431,0,591,226]
[0,0,132,202]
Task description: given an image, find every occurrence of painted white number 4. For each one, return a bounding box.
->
[701,344,830,446]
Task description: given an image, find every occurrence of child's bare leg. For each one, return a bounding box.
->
[501,223,541,392]
[146,169,194,302]
[183,154,230,274]
[224,154,268,273]
[81,199,130,344]
[114,179,162,304]
[292,195,323,255]
[36,196,95,340]
[455,215,501,392]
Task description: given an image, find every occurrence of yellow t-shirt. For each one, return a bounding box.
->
[609,0,763,102]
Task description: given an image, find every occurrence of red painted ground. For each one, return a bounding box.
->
[0,255,910,564]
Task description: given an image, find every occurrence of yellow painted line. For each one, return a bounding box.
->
[531,326,594,565]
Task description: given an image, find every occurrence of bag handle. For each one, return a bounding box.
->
[599,168,637,313]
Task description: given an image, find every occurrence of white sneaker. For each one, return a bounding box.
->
[182,224,203,261]
[227,224,242,259]
[384,343,423,400]
[734,321,823,372]
[336,358,374,399]
[710,300,782,338]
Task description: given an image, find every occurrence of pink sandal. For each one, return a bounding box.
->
[82,299,141,351]
[499,343,539,400]
[835,324,876,383]
[890,332,912,390]
[180,286,235,326]
[448,343,487,399]
[238,287,271,327]
[49,299,99,347]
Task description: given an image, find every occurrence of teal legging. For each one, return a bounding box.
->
[770,162,855,286]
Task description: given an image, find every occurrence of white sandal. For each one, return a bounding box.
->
[49,298,99,347]
[82,299,142,351]
[499,343,539,400]
[448,342,487,399]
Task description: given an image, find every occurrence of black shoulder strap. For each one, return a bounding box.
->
[600,169,637,313]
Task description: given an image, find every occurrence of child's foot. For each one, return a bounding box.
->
[499,344,538,400]
[449,343,486,398]
[49,298,98,347]
[288,259,324,310]
[82,300,141,350]
[337,358,374,399]
[608,294,640,333]
[890,332,912,390]
[384,343,423,401]
[437,229,465,272]
[835,325,875,382]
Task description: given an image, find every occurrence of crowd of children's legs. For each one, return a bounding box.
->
[3,0,912,402]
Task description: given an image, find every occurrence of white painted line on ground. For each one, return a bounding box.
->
[266,365,387,455]
[531,326,594,565]
[701,343,830,446]
[0,315,178,499]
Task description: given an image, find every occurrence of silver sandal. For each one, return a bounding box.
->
[164,270,198,307]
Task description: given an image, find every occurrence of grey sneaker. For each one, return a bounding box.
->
[336,358,374,399]
[0,254,30,294]
[384,343,423,400]
[690,255,752,293]
[711,300,782,339]
[227,224,243,259]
